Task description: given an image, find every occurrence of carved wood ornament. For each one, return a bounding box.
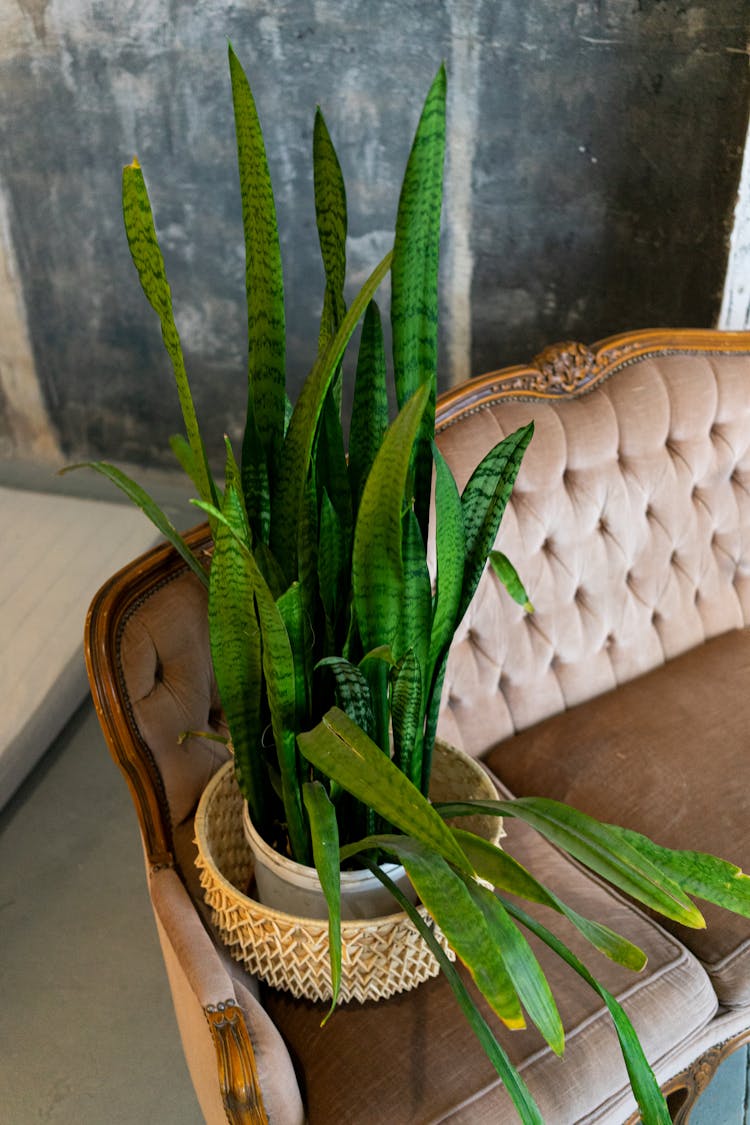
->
[205,1002,269,1125]
[436,327,750,430]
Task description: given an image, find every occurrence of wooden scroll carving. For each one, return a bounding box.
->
[205,1002,269,1125]
[623,1027,750,1125]
[435,328,750,432]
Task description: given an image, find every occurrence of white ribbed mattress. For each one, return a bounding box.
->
[1,487,159,808]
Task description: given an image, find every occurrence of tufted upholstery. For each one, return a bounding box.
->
[436,352,750,756]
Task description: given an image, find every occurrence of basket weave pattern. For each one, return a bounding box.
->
[194,741,502,1004]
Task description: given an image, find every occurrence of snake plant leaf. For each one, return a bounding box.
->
[277,582,309,729]
[352,380,432,654]
[229,45,287,495]
[464,878,564,1055]
[208,485,267,827]
[347,835,525,1030]
[459,422,534,620]
[421,445,465,790]
[271,249,393,583]
[222,436,246,518]
[62,461,208,589]
[348,300,389,516]
[436,796,704,929]
[313,106,347,360]
[303,781,342,1022]
[194,496,309,864]
[396,509,432,670]
[316,393,353,572]
[504,900,671,1125]
[253,540,287,601]
[606,826,750,919]
[316,658,375,740]
[391,648,423,787]
[454,829,647,971]
[296,469,320,624]
[391,64,446,541]
[241,384,271,544]
[298,707,471,873]
[169,433,200,488]
[429,445,466,665]
[318,487,346,632]
[362,860,545,1125]
[121,160,216,507]
[489,551,534,612]
[421,647,450,793]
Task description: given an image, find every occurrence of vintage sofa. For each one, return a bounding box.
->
[85,328,750,1123]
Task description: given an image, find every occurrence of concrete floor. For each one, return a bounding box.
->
[0,700,201,1125]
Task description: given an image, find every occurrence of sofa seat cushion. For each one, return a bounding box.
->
[263,813,716,1125]
[485,627,750,1009]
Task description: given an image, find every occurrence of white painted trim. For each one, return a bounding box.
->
[720,112,750,330]
[0,180,61,460]
[444,2,481,386]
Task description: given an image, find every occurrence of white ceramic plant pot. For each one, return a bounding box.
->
[241,802,418,920]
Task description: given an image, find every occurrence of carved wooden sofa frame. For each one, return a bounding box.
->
[86,328,750,1124]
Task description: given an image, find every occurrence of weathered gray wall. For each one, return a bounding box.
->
[1,1,749,470]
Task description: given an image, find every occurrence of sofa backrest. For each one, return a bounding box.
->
[435,332,750,758]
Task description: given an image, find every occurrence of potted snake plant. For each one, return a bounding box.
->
[71,45,750,1125]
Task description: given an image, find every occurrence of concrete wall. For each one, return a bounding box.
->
[1,1,749,471]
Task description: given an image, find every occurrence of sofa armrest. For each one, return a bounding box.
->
[149,864,304,1125]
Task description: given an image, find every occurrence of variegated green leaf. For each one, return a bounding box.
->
[348,835,525,1030]
[241,385,271,544]
[298,707,471,873]
[194,496,309,864]
[464,878,564,1055]
[429,444,466,666]
[607,826,750,919]
[489,550,534,612]
[318,488,345,632]
[229,45,286,494]
[169,433,199,488]
[277,582,309,729]
[436,796,704,928]
[313,106,347,358]
[352,381,431,655]
[459,423,534,620]
[363,860,544,1125]
[454,829,646,971]
[208,485,267,827]
[348,300,388,515]
[303,781,342,1022]
[316,392,352,571]
[121,160,215,507]
[422,647,449,792]
[396,509,431,670]
[63,461,208,588]
[316,657,375,739]
[391,64,446,541]
[391,648,423,787]
[271,250,393,583]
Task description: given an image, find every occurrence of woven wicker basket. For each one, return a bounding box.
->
[194,739,503,1004]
